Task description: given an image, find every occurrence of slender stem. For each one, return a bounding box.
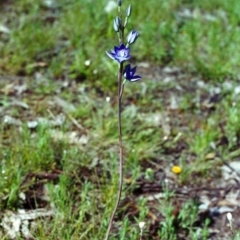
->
[105,12,125,239]
[104,63,124,240]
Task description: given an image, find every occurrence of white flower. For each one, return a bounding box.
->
[139,221,145,229]
[227,212,232,222]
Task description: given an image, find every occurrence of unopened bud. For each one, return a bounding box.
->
[126,5,132,17]
[115,16,122,29]
[113,18,119,32]
[117,0,122,6]
[127,30,139,44]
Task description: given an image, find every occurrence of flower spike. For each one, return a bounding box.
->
[104,2,141,239]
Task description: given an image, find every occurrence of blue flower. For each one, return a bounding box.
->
[106,44,131,63]
[124,64,141,82]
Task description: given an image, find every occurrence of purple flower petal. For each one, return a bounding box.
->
[105,51,116,60]
[131,66,137,75]
[106,44,131,63]
[124,64,141,82]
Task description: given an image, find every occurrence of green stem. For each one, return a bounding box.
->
[104,63,124,240]
[105,11,125,238]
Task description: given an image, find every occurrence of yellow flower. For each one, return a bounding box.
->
[172,166,182,174]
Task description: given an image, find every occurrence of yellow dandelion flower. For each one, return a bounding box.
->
[172,166,182,174]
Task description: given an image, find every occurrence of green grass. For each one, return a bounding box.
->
[2,0,240,79]
[1,0,240,239]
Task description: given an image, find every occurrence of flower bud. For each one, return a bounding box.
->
[127,30,139,44]
[117,0,122,6]
[115,16,122,29]
[126,5,132,17]
[113,18,119,32]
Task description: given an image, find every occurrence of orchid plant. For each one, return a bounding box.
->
[104,0,141,239]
